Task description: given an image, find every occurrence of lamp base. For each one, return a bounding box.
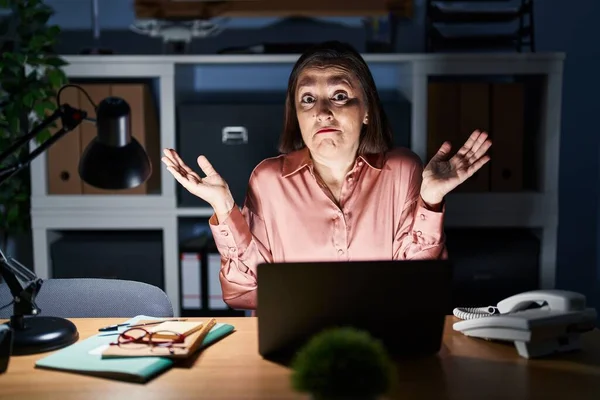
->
[6,316,79,355]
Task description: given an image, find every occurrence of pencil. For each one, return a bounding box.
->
[127,319,188,328]
[98,319,189,332]
[195,318,217,343]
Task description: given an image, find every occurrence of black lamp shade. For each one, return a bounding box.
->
[79,138,151,190]
[78,96,152,190]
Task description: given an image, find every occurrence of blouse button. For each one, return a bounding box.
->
[338,249,344,255]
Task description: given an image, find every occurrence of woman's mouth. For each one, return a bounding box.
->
[316,128,340,134]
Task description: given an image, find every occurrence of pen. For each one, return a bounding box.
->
[98,319,188,332]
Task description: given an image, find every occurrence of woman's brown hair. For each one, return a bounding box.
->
[279,41,393,155]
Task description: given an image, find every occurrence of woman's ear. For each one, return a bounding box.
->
[363,114,369,124]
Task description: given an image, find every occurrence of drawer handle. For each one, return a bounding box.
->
[222,126,248,145]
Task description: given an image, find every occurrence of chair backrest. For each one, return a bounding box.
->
[0,278,173,318]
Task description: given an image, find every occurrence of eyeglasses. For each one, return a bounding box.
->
[109,327,187,354]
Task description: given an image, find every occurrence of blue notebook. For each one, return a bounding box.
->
[35,315,235,383]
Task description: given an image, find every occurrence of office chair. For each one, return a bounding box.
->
[0,278,173,319]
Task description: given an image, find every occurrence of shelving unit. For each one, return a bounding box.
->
[29,53,564,316]
[425,0,535,53]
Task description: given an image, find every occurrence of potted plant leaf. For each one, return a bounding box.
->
[0,0,68,257]
[290,327,394,400]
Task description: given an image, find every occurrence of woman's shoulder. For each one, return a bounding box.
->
[248,152,289,183]
[251,148,310,179]
[382,146,424,170]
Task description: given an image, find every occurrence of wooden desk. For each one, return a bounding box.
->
[1,316,600,399]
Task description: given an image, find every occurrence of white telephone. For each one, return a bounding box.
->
[452,289,598,359]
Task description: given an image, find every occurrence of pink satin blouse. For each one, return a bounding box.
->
[208,146,447,310]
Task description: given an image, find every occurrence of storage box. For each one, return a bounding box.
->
[177,101,284,208]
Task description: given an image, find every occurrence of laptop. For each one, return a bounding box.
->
[256,259,453,363]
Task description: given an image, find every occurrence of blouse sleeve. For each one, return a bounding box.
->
[392,160,448,260]
[208,174,271,310]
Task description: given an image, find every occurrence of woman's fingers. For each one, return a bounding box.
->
[470,138,492,163]
[466,155,491,177]
[170,150,198,176]
[163,148,189,171]
[162,150,223,204]
[456,130,481,156]
[162,149,203,182]
[167,165,200,190]
[468,132,490,158]
[197,155,218,177]
[161,156,174,168]
[162,156,185,178]
[162,148,179,166]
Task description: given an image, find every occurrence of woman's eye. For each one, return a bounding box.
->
[332,93,348,101]
[301,95,315,103]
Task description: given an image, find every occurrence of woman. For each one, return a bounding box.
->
[162,41,491,311]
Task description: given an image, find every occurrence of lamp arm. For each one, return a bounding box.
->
[0,249,42,318]
[0,84,149,355]
[0,103,87,326]
[0,104,88,186]
[0,108,61,166]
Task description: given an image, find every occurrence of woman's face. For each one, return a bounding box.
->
[294,66,368,163]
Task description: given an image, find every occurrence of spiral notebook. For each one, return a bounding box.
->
[34,315,235,383]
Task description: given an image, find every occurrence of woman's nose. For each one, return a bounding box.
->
[315,99,333,121]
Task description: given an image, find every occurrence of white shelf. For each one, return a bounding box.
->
[31,210,174,229]
[176,207,215,218]
[28,52,565,315]
[31,195,175,211]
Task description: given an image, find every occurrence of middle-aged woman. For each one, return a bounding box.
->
[162,41,492,311]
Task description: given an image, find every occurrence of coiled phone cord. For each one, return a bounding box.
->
[453,306,500,320]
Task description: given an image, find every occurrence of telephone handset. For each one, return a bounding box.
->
[453,289,588,319]
[452,289,597,359]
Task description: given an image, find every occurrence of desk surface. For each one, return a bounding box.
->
[1,316,600,400]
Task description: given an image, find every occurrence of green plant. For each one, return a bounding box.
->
[290,327,394,400]
[0,0,68,249]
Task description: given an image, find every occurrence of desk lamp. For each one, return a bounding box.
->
[0,84,152,355]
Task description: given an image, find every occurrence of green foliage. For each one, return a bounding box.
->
[0,0,68,242]
[290,327,394,400]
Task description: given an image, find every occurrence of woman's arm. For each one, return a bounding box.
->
[208,177,271,310]
[393,162,448,260]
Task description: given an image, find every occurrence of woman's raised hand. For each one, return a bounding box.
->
[161,148,235,216]
[420,130,492,205]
